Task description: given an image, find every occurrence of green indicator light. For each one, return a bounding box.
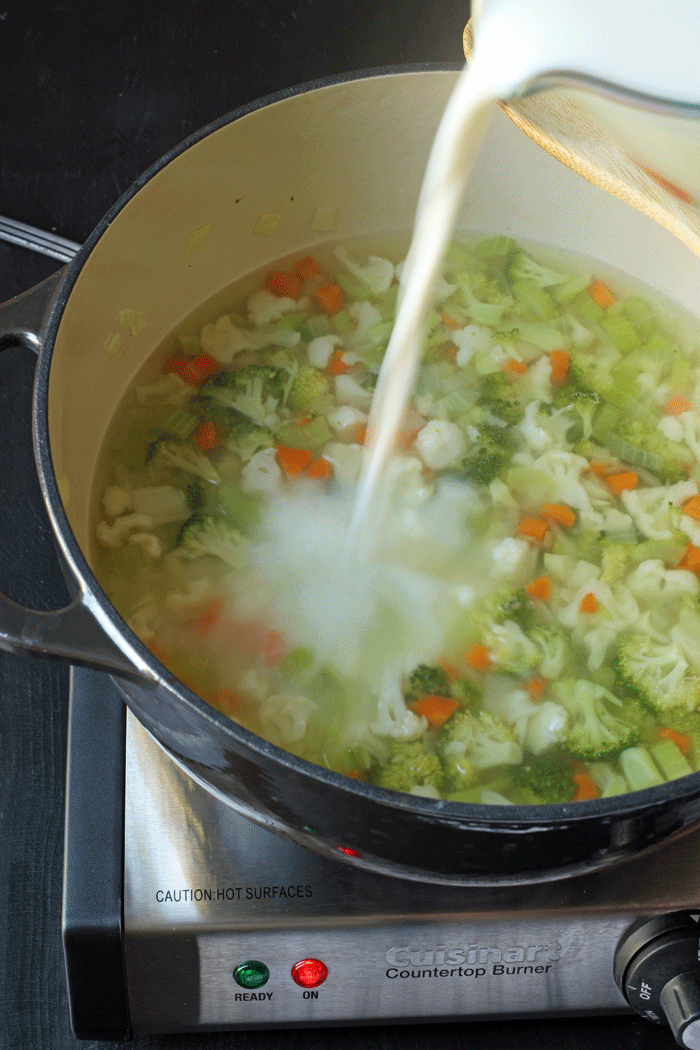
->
[233,960,270,989]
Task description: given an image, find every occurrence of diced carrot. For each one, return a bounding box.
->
[306,457,332,480]
[214,687,242,716]
[656,727,692,755]
[587,279,616,309]
[187,597,225,637]
[263,630,287,668]
[541,503,576,528]
[605,471,638,494]
[355,425,368,444]
[549,349,570,386]
[504,358,528,376]
[266,270,302,298]
[587,462,612,477]
[683,495,700,520]
[313,282,345,316]
[439,660,461,683]
[294,254,324,280]
[464,644,492,671]
[679,543,700,574]
[441,311,459,329]
[517,517,549,543]
[182,351,222,386]
[572,772,599,801]
[579,592,598,614]
[327,348,352,375]
[162,352,191,378]
[276,445,313,476]
[410,695,460,728]
[525,676,548,699]
[664,395,693,415]
[526,575,551,601]
[344,769,367,781]
[195,418,221,452]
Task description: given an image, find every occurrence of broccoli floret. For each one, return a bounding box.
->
[508,753,575,804]
[374,739,445,794]
[227,421,275,462]
[362,370,379,391]
[550,380,602,440]
[446,423,515,486]
[406,664,450,700]
[507,250,574,289]
[482,587,532,629]
[441,750,479,794]
[438,710,523,769]
[147,439,220,483]
[457,271,514,326]
[613,631,700,714]
[206,364,289,423]
[478,371,523,426]
[654,707,700,736]
[527,622,568,678]
[288,364,330,412]
[553,679,640,761]
[450,677,481,708]
[599,542,633,586]
[608,417,692,484]
[176,514,248,568]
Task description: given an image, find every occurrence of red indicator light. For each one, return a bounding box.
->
[291,958,328,988]
[337,845,362,858]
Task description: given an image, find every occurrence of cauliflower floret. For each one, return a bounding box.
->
[128,533,163,560]
[240,447,282,495]
[621,480,698,540]
[258,693,317,744]
[97,513,153,548]
[200,314,254,364]
[348,299,382,337]
[525,701,570,754]
[102,486,133,518]
[333,373,374,410]
[308,334,342,369]
[321,443,363,486]
[371,664,427,740]
[489,537,532,579]
[335,246,394,294]
[626,559,699,601]
[453,324,493,367]
[135,372,191,405]
[326,404,368,435]
[516,449,603,523]
[484,681,569,755]
[131,485,190,525]
[659,414,684,443]
[247,289,298,326]
[414,418,465,469]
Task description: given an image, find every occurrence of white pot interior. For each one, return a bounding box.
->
[47,68,700,560]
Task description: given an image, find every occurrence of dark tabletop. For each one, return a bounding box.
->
[0,1,688,1048]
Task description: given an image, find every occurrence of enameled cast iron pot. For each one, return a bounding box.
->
[3,67,700,885]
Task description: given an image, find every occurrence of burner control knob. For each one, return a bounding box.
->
[614,912,700,1047]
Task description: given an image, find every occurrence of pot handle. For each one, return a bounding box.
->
[0,273,153,683]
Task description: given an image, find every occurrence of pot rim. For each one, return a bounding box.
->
[31,63,700,831]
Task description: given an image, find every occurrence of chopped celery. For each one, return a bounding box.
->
[275,416,333,451]
[670,354,692,390]
[217,486,262,536]
[601,314,641,353]
[474,235,515,270]
[513,321,568,350]
[299,314,331,341]
[510,279,558,321]
[604,432,663,473]
[590,403,620,441]
[473,351,503,375]
[175,334,202,356]
[444,242,487,275]
[334,270,375,302]
[275,310,309,331]
[551,273,592,305]
[167,649,219,695]
[570,289,604,323]
[619,747,664,792]
[651,739,693,781]
[147,405,199,440]
[331,309,354,335]
[623,295,657,340]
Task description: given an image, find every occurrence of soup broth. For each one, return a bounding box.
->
[92,235,700,806]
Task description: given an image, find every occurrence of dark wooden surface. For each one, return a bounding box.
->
[0,1,687,1047]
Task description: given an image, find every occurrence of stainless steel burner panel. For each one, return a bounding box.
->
[123,710,700,1035]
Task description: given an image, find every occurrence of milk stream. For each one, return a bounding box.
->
[349,41,526,548]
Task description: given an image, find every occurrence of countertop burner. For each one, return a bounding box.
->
[62,667,700,1041]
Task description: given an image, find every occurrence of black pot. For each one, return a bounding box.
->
[3,67,700,883]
